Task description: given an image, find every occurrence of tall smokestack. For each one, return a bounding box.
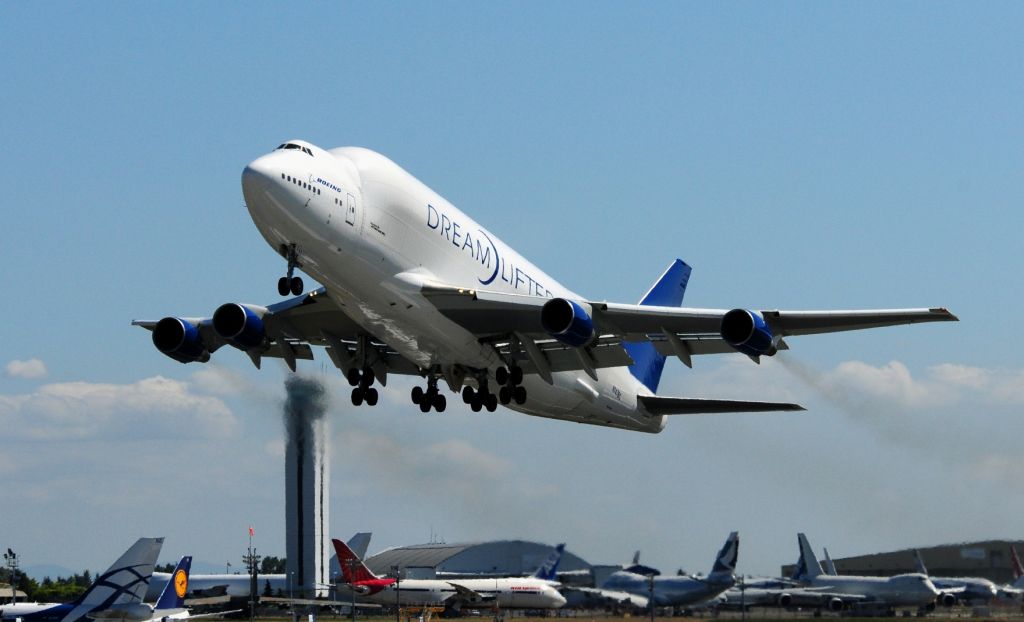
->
[284,376,330,598]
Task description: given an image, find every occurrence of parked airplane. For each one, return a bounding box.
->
[587,531,739,608]
[912,549,996,606]
[134,141,958,433]
[332,539,565,611]
[531,544,565,583]
[786,534,939,610]
[0,538,163,622]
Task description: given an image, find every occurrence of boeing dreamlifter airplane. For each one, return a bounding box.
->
[134,140,957,433]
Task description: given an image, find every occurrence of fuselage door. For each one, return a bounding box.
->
[345,193,357,226]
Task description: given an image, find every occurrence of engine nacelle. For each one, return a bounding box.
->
[938,592,957,607]
[152,317,210,364]
[541,298,596,348]
[777,593,792,607]
[213,303,267,349]
[720,309,778,358]
[89,603,154,621]
[826,597,844,612]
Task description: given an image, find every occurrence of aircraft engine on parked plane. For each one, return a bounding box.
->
[938,592,958,607]
[541,298,596,347]
[89,603,155,621]
[826,597,844,611]
[721,309,778,358]
[777,593,792,607]
[152,317,210,363]
[213,303,267,349]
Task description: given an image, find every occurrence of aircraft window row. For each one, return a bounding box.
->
[275,143,314,157]
[281,173,321,194]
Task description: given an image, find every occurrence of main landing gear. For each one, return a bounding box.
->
[348,366,378,406]
[411,377,446,412]
[277,243,304,296]
[495,365,527,405]
[462,379,498,412]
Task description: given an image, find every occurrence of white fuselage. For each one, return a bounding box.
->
[806,573,939,608]
[241,142,665,433]
[356,577,565,609]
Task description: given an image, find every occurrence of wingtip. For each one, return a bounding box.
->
[932,307,959,321]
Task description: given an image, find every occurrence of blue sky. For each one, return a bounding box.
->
[2,3,1022,578]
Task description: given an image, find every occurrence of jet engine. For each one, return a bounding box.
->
[720,309,778,358]
[826,597,844,612]
[777,593,792,607]
[938,592,958,607]
[152,317,210,363]
[541,298,595,347]
[350,585,371,595]
[213,303,267,349]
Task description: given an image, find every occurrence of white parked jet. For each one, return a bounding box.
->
[134,141,957,433]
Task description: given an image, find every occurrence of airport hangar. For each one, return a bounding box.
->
[357,541,613,585]
[781,540,1024,583]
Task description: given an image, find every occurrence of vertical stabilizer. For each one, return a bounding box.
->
[72,537,164,608]
[795,533,823,580]
[1011,546,1024,587]
[912,549,929,576]
[532,544,565,581]
[154,556,192,611]
[710,531,740,577]
[332,539,380,583]
[822,548,838,575]
[346,532,373,561]
[623,259,692,393]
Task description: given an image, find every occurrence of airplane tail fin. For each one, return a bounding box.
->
[623,259,691,394]
[73,537,164,608]
[531,544,565,581]
[912,549,929,576]
[822,548,838,575]
[709,531,740,577]
[347,532,373,561]
[154,556,192,611]
[332,538,380,583]
[793,533,822,581]
[1011,546,1024,584]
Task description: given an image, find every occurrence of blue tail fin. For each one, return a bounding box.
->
[155,556,192,611]
[623,259,692,393]
[532,543,565,581]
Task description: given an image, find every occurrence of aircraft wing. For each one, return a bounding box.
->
[637,396,805,415]
[133,288,421,381]
[445,583,491,603]
[562,586,649,608]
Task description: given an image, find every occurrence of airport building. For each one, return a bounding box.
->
[781,540,1024,583]
[362,541,595,581]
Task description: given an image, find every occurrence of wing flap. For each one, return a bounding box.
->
[638,395,805,415]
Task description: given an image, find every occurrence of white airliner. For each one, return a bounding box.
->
[134,140,957,433]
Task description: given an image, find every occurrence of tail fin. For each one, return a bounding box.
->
[794,534,822,581]
[532,544,565,581]
[332,539,380,583]
[73,537,164,608]
[346,532,373,561]
[154,556,191,611]
[623,259,692,393]
[1011,546,1024,581]
[710,532,740,576]
[912,549,929,576]
[822,548,838,575]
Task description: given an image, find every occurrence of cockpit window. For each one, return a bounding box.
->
[275,143,314,157]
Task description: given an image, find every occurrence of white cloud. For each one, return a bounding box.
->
[0,375,237,441]
[5,358,48,379]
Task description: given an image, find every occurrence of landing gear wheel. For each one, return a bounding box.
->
[347,368,361,387]
[351,388,363,406]
[513,385,527,405]
[485,393,498,412]
[462,386,474,403]
[278,277,290,296]
[359,367,375,387]
[498,386,511,405]
[510,366,523,385]
[411,386,424,404]
[435,394,447,412]
[290,276,304,296]
[470,397,483,412]
[495,367,509,385]
[419,399,431,413]
[365,388,378,406]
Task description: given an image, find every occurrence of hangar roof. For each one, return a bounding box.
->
[367,543,478,572]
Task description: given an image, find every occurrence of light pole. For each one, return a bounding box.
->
[3,549,18,604]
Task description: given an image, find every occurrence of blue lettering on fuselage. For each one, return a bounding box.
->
[426,204,552,297]
[315,177,343,193]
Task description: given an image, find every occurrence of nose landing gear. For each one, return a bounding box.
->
[277,243,304,296]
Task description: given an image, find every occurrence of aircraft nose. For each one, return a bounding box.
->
[242,154,277,193]
[551,589,567,608]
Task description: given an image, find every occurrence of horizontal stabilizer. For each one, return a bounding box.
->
[638,395,805,415]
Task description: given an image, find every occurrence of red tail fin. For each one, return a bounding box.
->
[1011,546,1023,580]
[332,538,380,583]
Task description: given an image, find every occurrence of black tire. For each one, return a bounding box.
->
[347,368,361,386]
[419,399,431,413]
[278,277,289,296]
[485,393,498,412]
[470,398,482,413]
[351,388,363,406]
[411,386,423,404]
[495,367,509,385]
[365,388,378,406]
[513,385,527,404]
[462,386,474,403]
[498,386,511,404]
[290,276,304,296]
[511,366,523,385]
[435,394,447,412]
[361,367,375,387]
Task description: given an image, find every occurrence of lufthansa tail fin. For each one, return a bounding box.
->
[794,533,823,581]
[531,544,565,581]
[332,539,380,583]
[72,537,164,608]
[709,531,740,577]
[154,556,192,611]
[623,259,691,393]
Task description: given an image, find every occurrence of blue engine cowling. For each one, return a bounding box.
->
[152,317,210,363]
[212,303,266,349]
[720,309,778,357]
[541,298,596,348]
